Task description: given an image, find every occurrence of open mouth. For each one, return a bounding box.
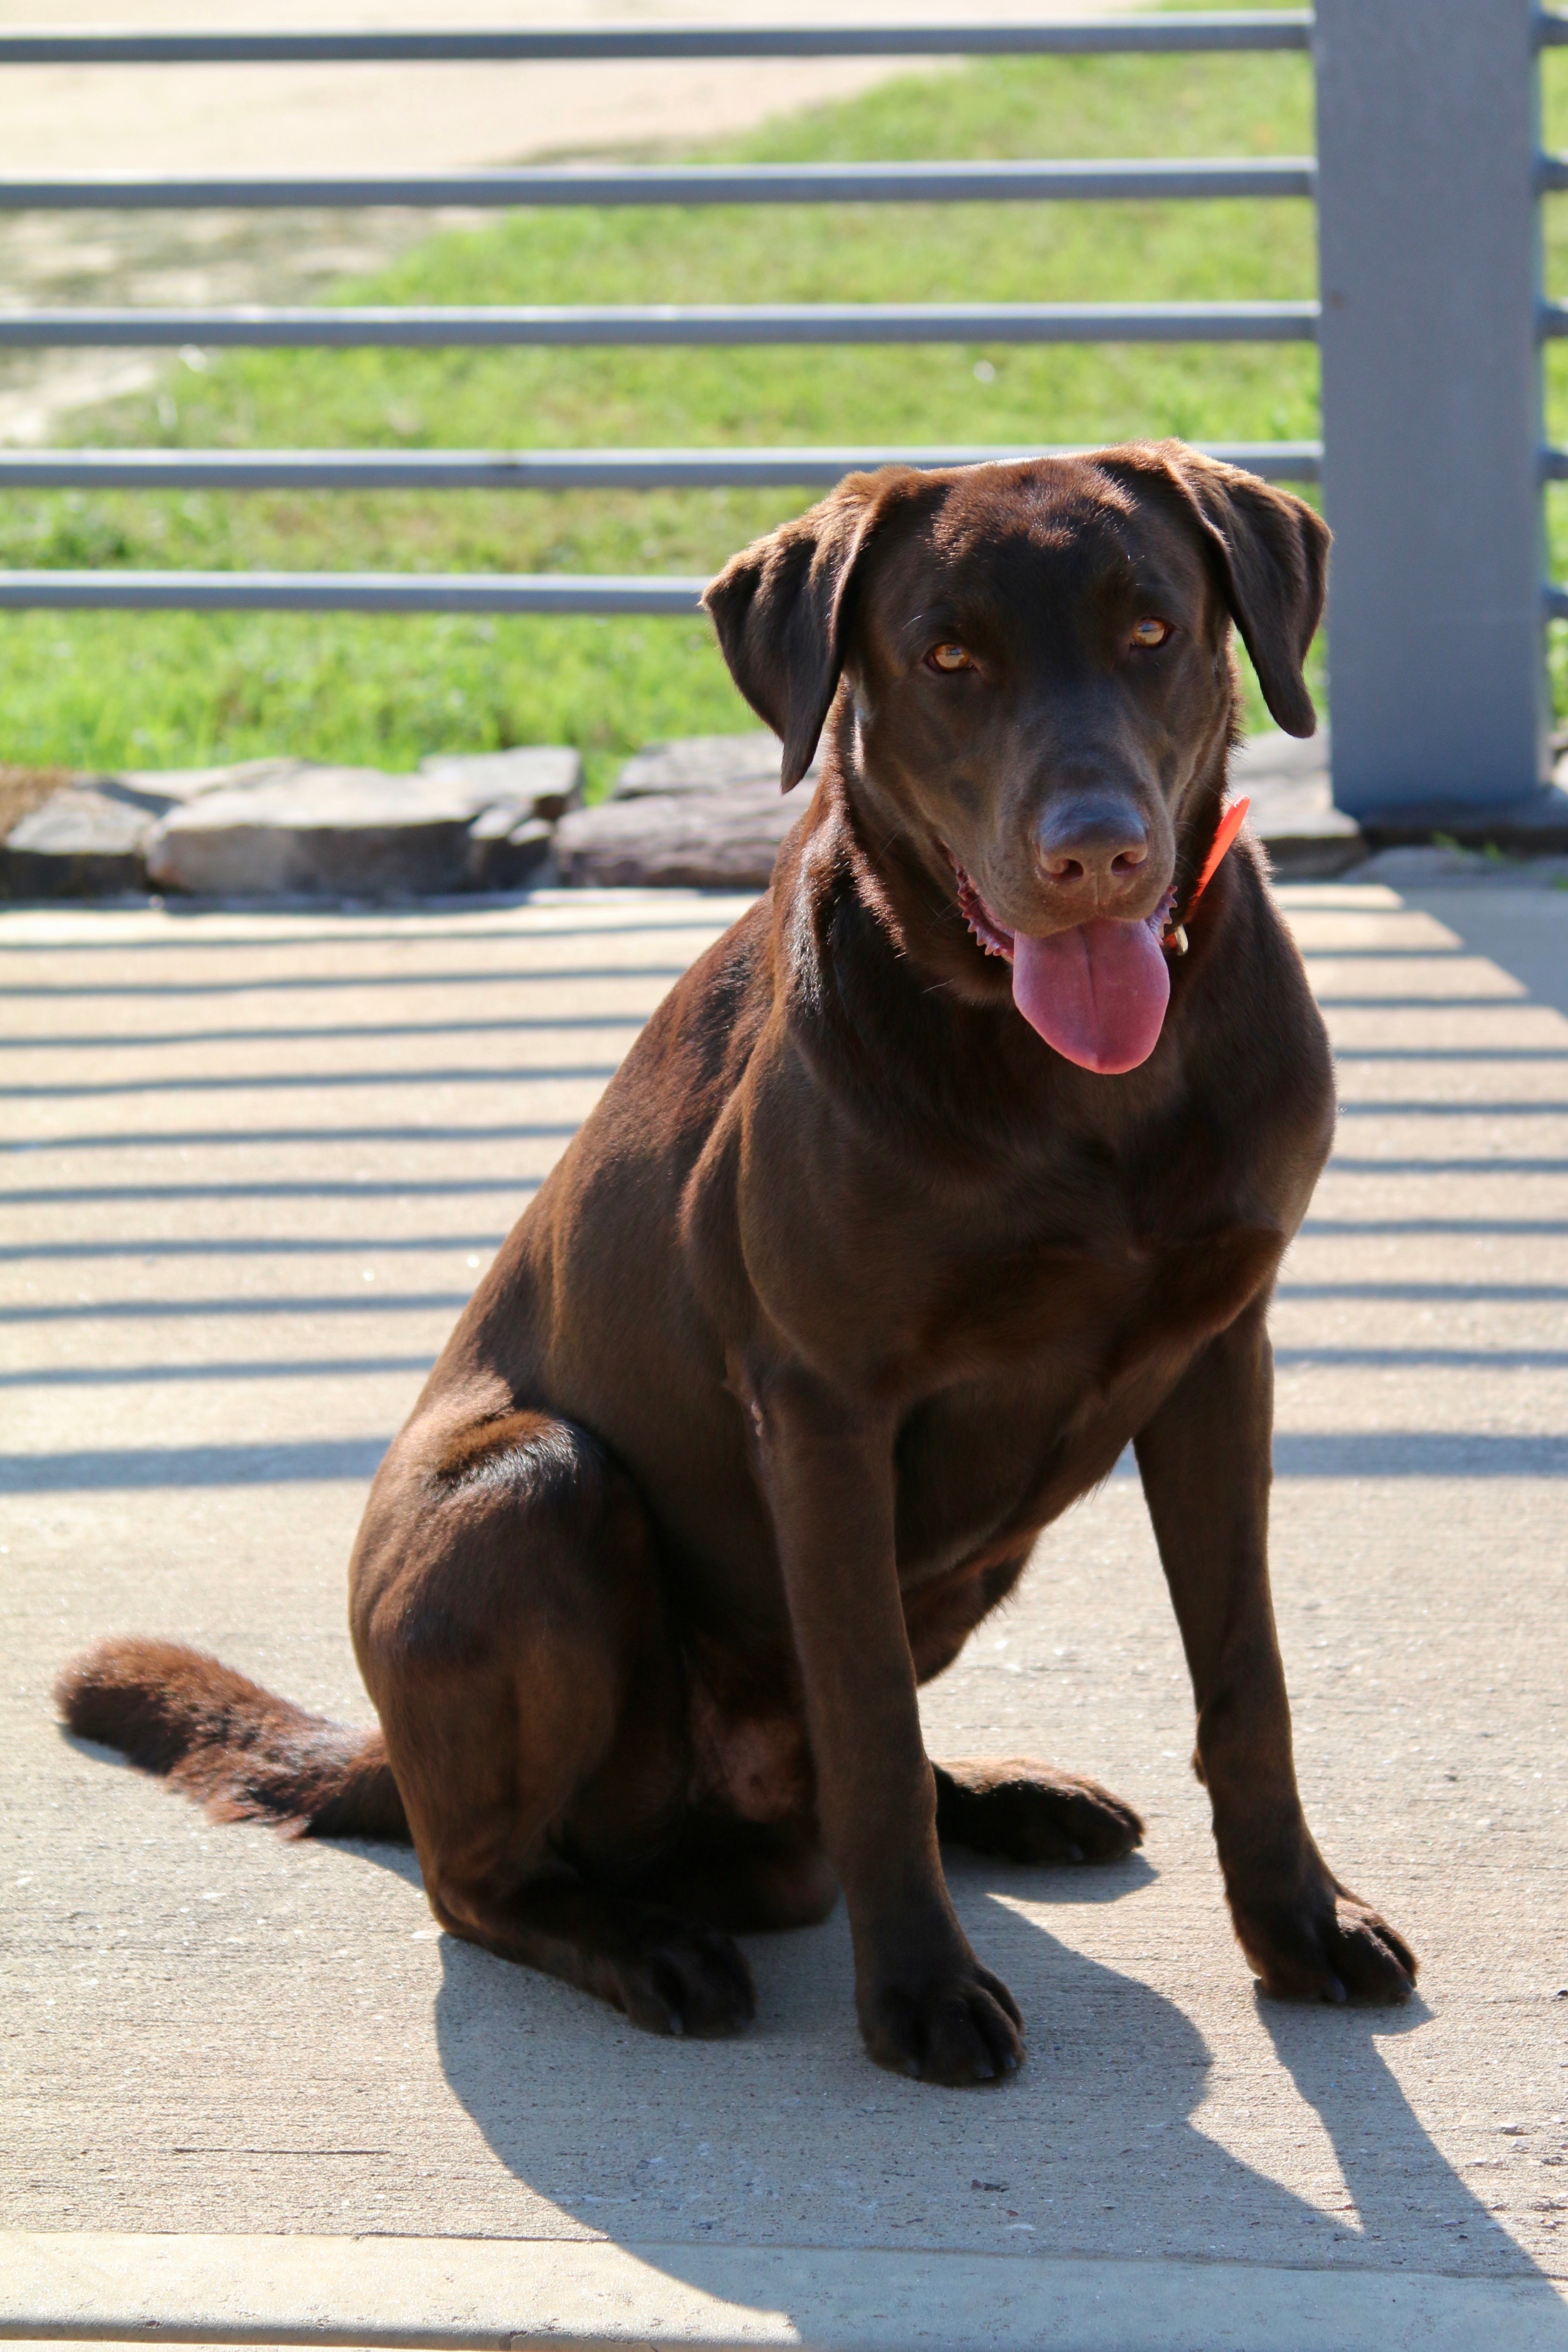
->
[952,861,1177,1076]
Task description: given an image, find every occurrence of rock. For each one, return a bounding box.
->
[116,757,310,805]
[421,746,582,889]
[463,805,557,891]
[5,746,578,902]
[421,745,582,824]
[554,782,798,890]
[147,767,467,898]
[1231,730,1366,879]
[551,731,824,886]
[2,759,319,900]
[144,766,466,897]
[576,728,1366,892]
[1,779,157,898]
[145,750,581,898]
[0,723,1375,902]
[614,732,785,799]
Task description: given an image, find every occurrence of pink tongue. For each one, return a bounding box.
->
[1011,917,1170,1074]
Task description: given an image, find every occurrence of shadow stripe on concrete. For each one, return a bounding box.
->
[2,967,694,997]
[5,1122,584,1150]
[1,1235,508,1260]
[10,1345,1568,1390]
[6,1064,627,1097]
[12,1282,1568,1322]
[16,1214,1568,1260]
[6,1431,1566,1491]
[0,1015,650,1047]
[2,1292,473,1322]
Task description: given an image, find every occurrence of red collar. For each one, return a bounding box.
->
[1161,795,1249,955]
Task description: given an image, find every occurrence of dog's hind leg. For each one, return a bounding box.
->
[933,1759,1143,1865]
[351,1407,756,2037]
[907,1555,1142,1867]
[639,1813,838,1934]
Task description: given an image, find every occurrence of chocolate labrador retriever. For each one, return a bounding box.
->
[60,442,1416,2083]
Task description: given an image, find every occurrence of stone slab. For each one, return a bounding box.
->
[1,781,155,898]
[114,757,312,808]
[614,733,797,800]
[3,2231,1566,2352]
[142,751,582,899]
[421,746,584,825]
[579,729,1360,890]
[1,752,579,903]
[145,767,484,897]
[463,808,558,893]
[555,783,797,889]
[0,761,310,900]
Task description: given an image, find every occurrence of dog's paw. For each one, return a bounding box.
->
[936,1757,1143,1864]
[1232,1874,1418,2006]
[603,1911,758,2038]
[860,1954,1025,2085]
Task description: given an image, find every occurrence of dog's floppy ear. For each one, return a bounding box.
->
[703,469,919,790]
[1104,441,1331,739]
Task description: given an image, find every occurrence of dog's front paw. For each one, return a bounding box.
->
[1231,1869,1417,2005]
[859,1952,1025,2084]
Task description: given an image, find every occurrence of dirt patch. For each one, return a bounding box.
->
[0,764,69,838]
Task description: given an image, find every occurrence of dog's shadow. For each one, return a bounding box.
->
[404,1845,1565,2329]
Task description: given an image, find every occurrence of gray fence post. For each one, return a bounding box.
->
[1314,0,1549,820]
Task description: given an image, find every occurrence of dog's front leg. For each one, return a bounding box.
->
[745,1360,1024,2082]
[1135,1300,1416,2003]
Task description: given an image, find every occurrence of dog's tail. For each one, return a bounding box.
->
[55,1636,410,1843]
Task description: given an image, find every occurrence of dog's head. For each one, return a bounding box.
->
[704,445,1328,1073]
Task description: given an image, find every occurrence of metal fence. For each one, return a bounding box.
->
[0,4,1560,821]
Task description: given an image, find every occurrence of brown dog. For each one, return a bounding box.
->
[60,443,1416,2084]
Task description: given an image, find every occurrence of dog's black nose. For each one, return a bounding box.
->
[1036,794,1150,894]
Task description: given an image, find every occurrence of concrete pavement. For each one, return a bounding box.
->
[1,869,1566,2343]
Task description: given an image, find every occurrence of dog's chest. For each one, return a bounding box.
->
[901,1189,1216,1376]
[890,1209,1281,1565]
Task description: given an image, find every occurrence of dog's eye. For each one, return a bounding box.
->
[925,643,975,673]
[1130,617,1173,649]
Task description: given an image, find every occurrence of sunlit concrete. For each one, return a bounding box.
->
[2,875,1565,2337]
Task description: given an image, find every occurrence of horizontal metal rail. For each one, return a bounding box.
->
[0,16,1315,63]
[0,442,1324,492]
[0,18,1322,625]
[0,159,1317,212]
[0,300,1321,349]
[1539,13,1568,41]
[1545,586,1568,620]
[0,413,1327,598]
[1540,155,1568,192]
[0,571,710,613]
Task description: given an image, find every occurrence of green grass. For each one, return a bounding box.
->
[0,34,1323,780]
